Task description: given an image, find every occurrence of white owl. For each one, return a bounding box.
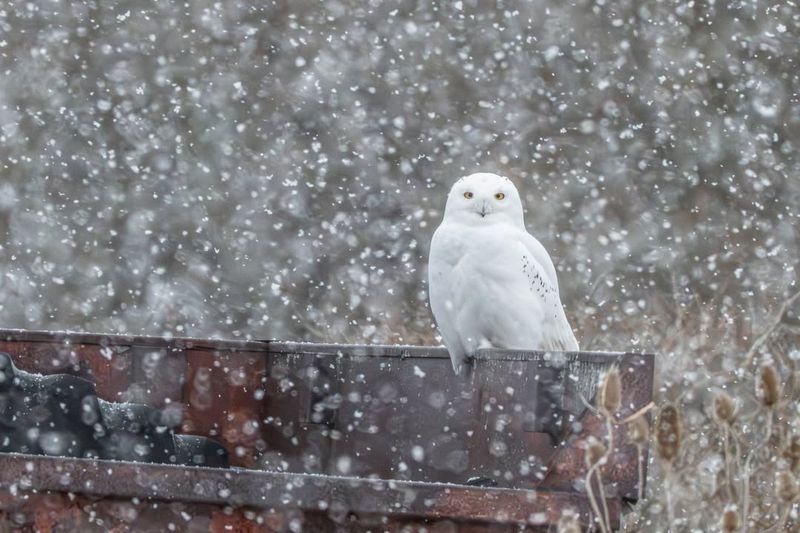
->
[428,172,579,375]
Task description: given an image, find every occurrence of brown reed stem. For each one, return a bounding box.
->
[585,464,608,533]
[597,469,611,532]
[722,425,734,500]
[600,416,614,529]
[637,443,645,501]
[664,465,675,531]
[665,465,676,530]
[778,505,792,532]
[765,411,773,444]
[742,452,754,533]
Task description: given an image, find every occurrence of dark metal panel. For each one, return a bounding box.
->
[324,354,566,488]
[77,343,134,402]
[181,349,268,469]
[0,340,81,375]
[125,345,187,406]
[0,453,619,529]
[0,328,655,528]
[538,353,654,499]
[330,353,479,481]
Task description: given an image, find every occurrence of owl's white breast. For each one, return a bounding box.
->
[429,220,554,353]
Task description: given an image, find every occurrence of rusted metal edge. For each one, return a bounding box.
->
[0,453,618,527]
[0,329,652,363]
[265,341,652,364]
[0,328,267,352]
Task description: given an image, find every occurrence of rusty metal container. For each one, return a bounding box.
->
[0,329,654,531]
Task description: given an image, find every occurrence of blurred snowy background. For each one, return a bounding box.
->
[1,1,799,529]
[0,0,796,356]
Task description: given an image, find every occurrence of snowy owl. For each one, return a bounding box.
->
[428,172,579,375]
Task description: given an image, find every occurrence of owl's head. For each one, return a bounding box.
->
[444,172,524,227]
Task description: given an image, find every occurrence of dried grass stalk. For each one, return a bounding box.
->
[583,436,610,533]
[627,414,650,501]
[785,435,800,473]
[757,364,781,409]
[598,367,622,417]
[585,436,607,469]
[656,403,681,529]
[656,403,682,465]
[721,504,739,532]
[628,415,650,445]
[776,471,799,503]
[713,391,736,424]
[713,392,736,498]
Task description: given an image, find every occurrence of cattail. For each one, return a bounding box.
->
[629,414,649,503]
[584,436,607,469]
[556,509,581,533]
[627,415,650,445]
[721,504,739,532]
[655,404,682,465]
[784,434,800,472]
[713,391,736,424]
[757,364,781,408]
[776,471,799,503]
[598,367,622,416]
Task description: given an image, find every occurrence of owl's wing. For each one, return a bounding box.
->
[517,234,579,352]
[428,226,468,374]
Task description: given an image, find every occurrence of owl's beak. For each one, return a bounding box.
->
[477,200,489,218]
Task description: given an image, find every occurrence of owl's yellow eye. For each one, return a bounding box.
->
[495,192,505,200]
[463,191,473,199]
